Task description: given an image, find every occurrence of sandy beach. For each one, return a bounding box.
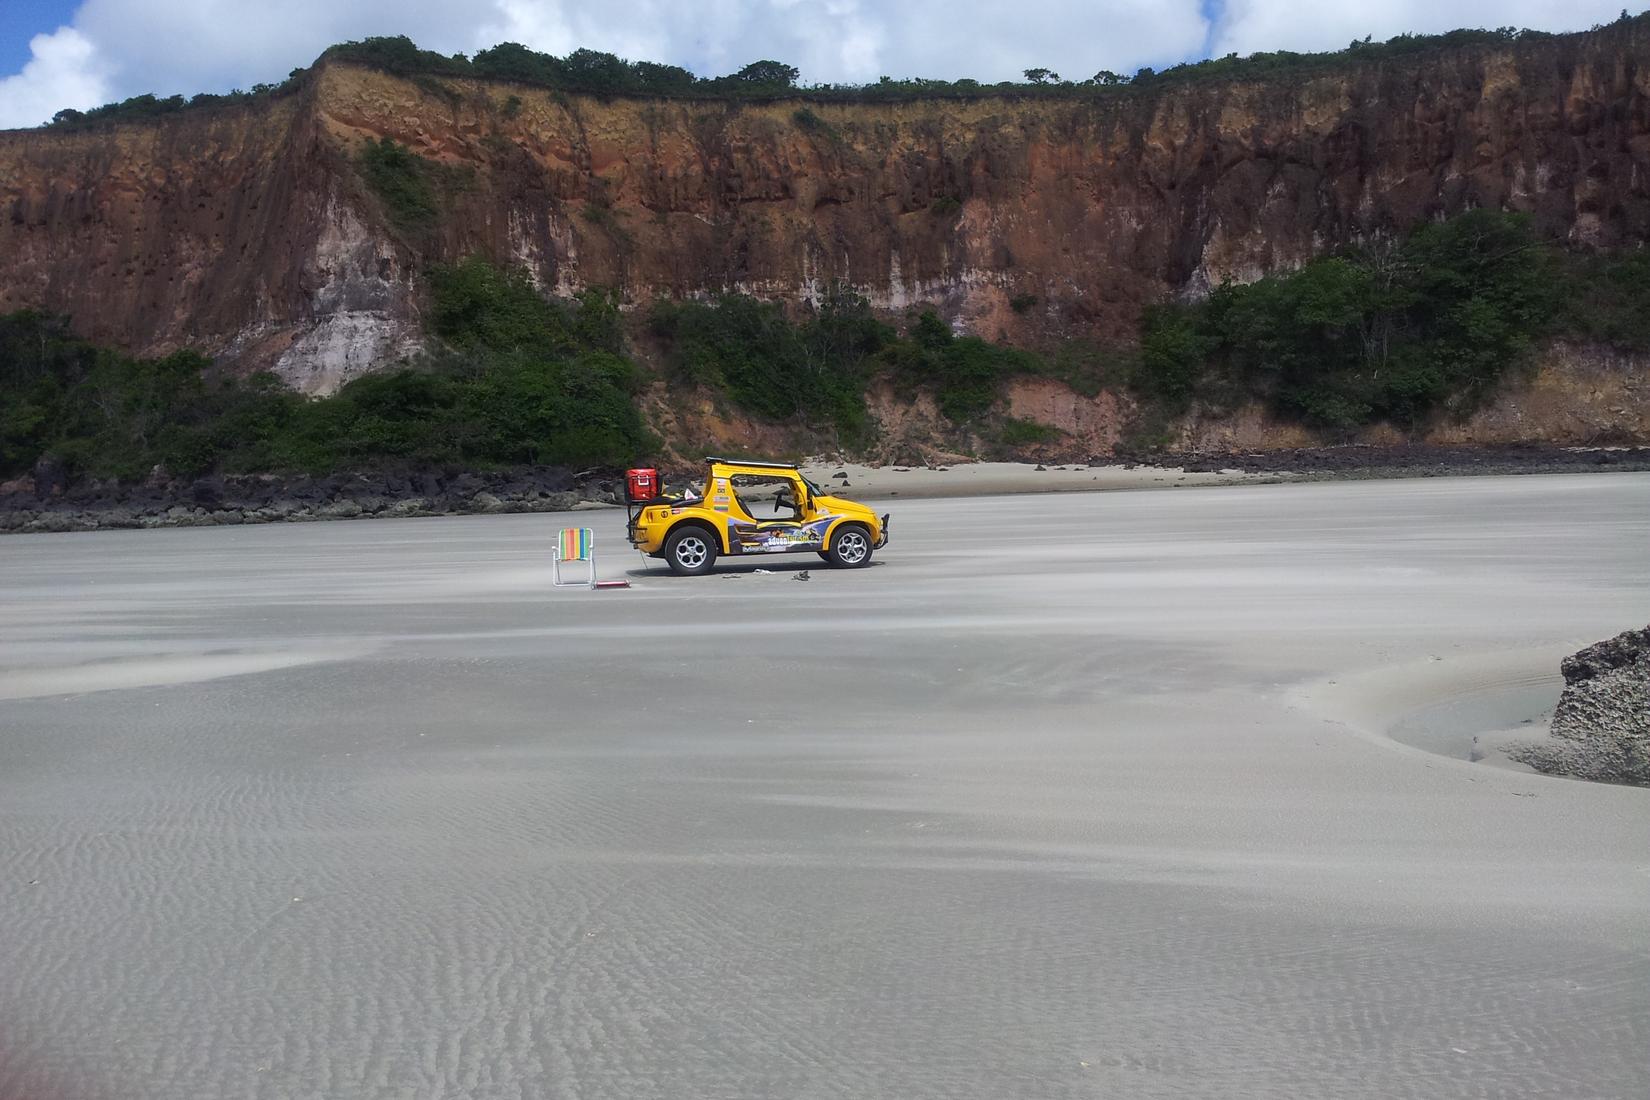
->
[1,473,1646,1099]
[795,460,1270,499]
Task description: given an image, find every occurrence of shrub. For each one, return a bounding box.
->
[0,259,654,479]
[650,286,889,439]
[999,418,1063,446]
[879,310,1043,422]
[792,107,833,137]
[1033,340,1137,398]
[431,258,571,353]
[1136,304,1213,408]
[1553,249,1650,352]
[357,138,441,235]
[1132,209,1573,429]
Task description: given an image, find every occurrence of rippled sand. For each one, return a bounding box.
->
[2,475,1647,1100]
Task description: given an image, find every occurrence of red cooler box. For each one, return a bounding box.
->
[625,467,660,502]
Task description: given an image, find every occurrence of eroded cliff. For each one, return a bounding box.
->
[2,20,1647,438]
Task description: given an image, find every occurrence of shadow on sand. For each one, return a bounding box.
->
[624,559,884,580]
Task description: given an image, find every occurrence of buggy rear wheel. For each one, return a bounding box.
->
[664,528,718,576]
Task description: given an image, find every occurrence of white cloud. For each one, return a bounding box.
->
[0,0,1639,127]
[875,0,1205,82]
[0,26,110,129]
[71,0,471,97]
[4,0,1211,115]
[1212,0,1635,57]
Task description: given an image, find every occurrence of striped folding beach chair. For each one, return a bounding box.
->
[553,526,596,588]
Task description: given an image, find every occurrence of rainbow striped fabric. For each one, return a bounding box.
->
[558,527,594,562]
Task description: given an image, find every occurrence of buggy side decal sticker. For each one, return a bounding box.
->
[724,516,833,554]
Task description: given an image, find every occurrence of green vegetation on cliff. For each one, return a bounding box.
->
[649,287,886,442]
[357,138,443,235]
[1555,250,1650,352]
[0,262,650,480]
[42,76,310,131]
[650,288,1051,432]
[4,211,1644,483]
[651,210,1645,439]
[878,312,1043,423]
[1138,211,1648,430]
[356,138,480,245]
[0,318,227,478]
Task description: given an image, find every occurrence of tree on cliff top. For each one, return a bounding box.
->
[722,60,801,91]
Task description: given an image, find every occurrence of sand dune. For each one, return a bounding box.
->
[1,474,1646,1100]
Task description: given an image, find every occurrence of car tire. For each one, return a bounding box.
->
[664,527,718,576]
[825,523,873,568]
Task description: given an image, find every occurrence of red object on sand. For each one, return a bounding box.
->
[594,580,630,589]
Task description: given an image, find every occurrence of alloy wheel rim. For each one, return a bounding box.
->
[676,536,708,567]
[839,532,868,562]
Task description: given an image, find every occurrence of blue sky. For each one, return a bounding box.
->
[1,0,72,74]
[2,1,1642,129]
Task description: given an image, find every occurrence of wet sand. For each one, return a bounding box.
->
[2,474,1647,1099]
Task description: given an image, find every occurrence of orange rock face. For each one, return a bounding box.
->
[1,20,1646,402]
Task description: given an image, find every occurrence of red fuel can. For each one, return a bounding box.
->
[625,467,660,502]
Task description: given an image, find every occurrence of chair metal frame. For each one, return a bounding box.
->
[553,526,597,589]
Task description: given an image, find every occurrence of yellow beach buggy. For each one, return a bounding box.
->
[625,458,890,576]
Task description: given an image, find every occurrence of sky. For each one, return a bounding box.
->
[0,0,1642,129]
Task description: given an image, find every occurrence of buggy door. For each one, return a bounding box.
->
[725,474,826,554]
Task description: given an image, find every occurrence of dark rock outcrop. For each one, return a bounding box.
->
[1512,627,1650,786]
[0,466,619,534]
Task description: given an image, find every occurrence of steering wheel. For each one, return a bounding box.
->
[773,487,796,518]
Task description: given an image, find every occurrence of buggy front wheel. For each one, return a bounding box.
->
[825,524,873,568]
